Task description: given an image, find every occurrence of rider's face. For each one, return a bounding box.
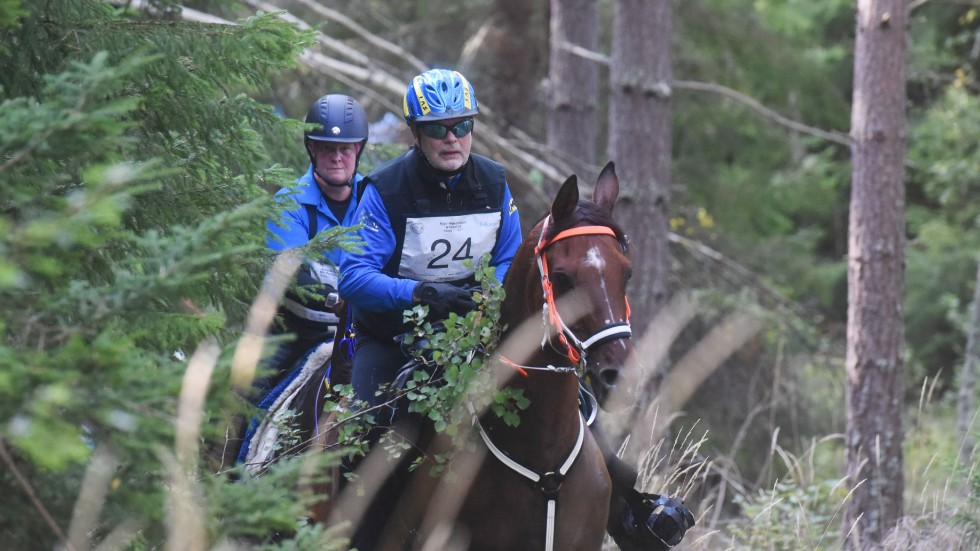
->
[414,117,472,173]
[311,141,359,186]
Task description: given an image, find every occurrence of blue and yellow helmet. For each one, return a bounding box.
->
[403,69,479,123]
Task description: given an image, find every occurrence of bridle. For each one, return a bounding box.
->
[533,214,633,373]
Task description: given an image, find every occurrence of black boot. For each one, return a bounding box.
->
[591,423,695,549]
[608,488,696,550]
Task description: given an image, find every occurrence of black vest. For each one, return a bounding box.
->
[354,148,507,341]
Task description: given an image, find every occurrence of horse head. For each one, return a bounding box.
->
[503,162,640,411]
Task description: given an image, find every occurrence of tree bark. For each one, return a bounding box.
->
[845,1,908,548]
[609,0,673,325]
[956,261,980,466]
[547,0,600,192]
[473,0,545,130]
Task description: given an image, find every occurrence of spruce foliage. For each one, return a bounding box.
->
[0,1,325,548]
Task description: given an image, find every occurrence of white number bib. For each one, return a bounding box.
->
[398,212,501,281]
[308,261,339,289]
[282,261,339,324]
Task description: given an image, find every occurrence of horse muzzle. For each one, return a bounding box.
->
[582,331,640,411]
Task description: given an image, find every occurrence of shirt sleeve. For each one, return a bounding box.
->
[265,187,312,252]
[489,183,522,282]
[338,184,418,312]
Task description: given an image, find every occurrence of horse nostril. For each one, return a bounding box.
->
[598,367,619,389]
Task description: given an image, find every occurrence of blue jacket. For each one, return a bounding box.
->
[266,165,363,264]
[339,149,521,339]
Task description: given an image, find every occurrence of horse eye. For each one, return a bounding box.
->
[550,271,573,294]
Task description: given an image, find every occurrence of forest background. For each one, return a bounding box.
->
[1,0,978,549]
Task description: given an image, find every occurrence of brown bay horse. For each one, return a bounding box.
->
[321,162,639,551]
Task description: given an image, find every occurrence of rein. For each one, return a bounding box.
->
[533,215,633,373]
[497,355,579,377]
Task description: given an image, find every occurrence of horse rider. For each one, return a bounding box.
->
[338,68,522,549]
[339,69,694,550]
[339,68,523,415]
[254,93,368,406]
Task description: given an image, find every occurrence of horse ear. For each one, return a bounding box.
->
[592,161,619,215]
[551,174,579,222]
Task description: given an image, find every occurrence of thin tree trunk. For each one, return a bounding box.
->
[956,261,980,465]
[845,1,908,548]
[609,0,672,325]
[546,0,600,192]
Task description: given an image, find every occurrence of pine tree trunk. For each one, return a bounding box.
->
[468,0,545,132]
[608,0,672,325]
[957,261,980,466]
[546,0,600,192]
[845,1,908,548]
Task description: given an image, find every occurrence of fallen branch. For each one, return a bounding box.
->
[674,80,851,146]
[291,0,428,73]
[558,40,851,147]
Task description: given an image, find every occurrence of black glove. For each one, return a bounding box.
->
[413,282,477,319]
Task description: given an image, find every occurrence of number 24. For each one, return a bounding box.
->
[428,238,472,269]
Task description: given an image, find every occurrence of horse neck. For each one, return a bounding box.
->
[488,344,584,472]
[491,272,585,469]
[506,346,583,418]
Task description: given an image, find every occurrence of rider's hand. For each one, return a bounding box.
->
[328,295,346,316]
[413,282,477,319]
[611,490,696,550]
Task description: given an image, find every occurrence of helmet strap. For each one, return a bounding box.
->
[320,177,353,188]
[313,169,354,189]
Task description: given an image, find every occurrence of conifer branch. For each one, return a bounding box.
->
[108,0,231,24]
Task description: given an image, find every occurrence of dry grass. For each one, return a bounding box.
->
[144,286,979,550]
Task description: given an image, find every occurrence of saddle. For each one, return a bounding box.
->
[237,341,335,474]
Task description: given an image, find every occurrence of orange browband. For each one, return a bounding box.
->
[535,225,618,254]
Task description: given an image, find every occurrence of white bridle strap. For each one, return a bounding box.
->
[580,323,632,349]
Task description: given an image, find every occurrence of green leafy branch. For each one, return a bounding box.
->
[397,255,527,443]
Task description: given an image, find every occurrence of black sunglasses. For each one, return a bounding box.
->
[418,118,474,140]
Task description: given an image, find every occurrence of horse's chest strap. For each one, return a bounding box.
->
[537,471,565,500]
[470,406,586,551]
